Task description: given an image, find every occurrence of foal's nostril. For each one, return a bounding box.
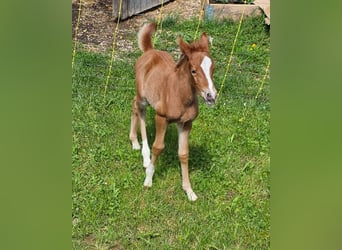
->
[206,93,214,101]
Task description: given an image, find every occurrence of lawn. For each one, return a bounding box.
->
[72,16,270,249]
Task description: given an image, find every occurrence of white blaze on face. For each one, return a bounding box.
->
[200,56,216,98]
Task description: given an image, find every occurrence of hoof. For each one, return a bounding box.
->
[143,165,154,187]
[186,190,198,201]
[143,179,153,188]
[132,142,141,150]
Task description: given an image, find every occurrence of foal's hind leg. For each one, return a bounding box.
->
[144,114,168,187]
[136,99,151,168]
[129,96,141,150]
[129,96,151,170]
[177,121,198,201]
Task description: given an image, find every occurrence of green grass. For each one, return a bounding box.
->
[72,16,270,249]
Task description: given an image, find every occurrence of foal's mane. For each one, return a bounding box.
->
[176,54,188,69]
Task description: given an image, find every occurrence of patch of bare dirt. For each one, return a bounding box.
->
[72,0,202,53]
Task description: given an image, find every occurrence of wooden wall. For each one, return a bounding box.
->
[112,0,173,20]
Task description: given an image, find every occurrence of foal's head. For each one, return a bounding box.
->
[177,33,217,105]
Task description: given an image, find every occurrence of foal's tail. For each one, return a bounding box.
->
[138,23,156,52]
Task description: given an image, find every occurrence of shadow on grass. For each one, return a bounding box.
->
[145,121,213,179]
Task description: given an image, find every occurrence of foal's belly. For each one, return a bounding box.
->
[154,103,198,124]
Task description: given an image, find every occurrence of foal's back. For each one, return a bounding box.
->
[135,49,175,95]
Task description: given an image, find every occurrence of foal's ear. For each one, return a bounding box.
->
[177,36,191,56]
[199,32,210,52]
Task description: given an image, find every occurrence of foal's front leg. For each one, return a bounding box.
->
[177,122,198,201]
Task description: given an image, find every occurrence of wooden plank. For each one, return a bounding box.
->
[128,0,134,17]
[140,0,149,11]
[133,0,141,16]
[113,0,172,20]
[112,0,129,20]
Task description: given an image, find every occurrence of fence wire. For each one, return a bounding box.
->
[71,0,82,70]
[153,0,165,44]
[216,0,247,102]
[103,0,123,98]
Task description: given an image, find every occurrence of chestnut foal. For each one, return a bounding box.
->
[129,23,217,201]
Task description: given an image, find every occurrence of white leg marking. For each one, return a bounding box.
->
[185,189,198,201]
[143,164,155,187]
[132,140,141,150]
[200,56,216,98]
[142,140,151,167]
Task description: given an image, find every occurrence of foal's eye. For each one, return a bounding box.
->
[191,69,197,75]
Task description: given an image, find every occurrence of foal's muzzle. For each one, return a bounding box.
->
[204,92,216,105]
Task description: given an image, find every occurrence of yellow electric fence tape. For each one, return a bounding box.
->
[193,0,206,40]
[255,58,270,100]
[72,0,82,70]
[216,1,247,102]
[153,0,165,44]
[104,0,123,98]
